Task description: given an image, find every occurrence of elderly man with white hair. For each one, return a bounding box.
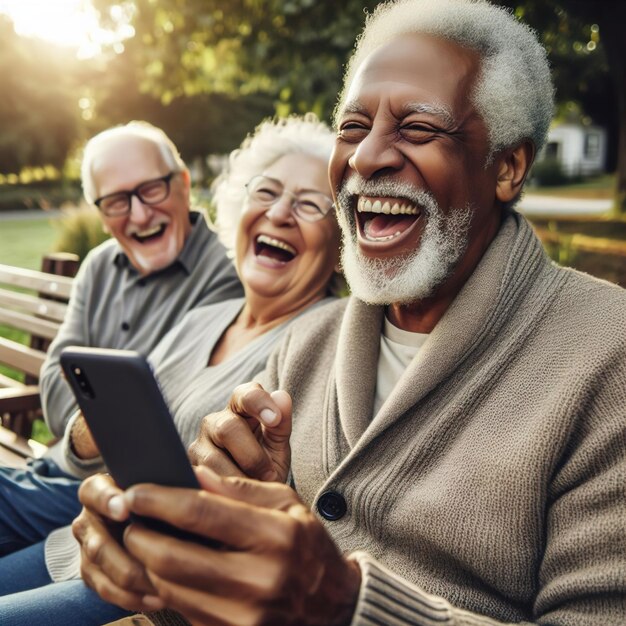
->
[76,2,625,625]
[0,121,242,557]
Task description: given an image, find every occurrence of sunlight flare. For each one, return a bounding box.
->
[0,0,135,58]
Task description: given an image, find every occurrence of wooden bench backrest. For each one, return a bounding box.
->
[0,256,78,382]
[0,253,79,456]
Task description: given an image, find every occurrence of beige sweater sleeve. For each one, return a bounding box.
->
[350,552,503,625]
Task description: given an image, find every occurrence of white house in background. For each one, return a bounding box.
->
[537,123,607,177]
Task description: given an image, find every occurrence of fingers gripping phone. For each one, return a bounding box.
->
[60,346,203,540]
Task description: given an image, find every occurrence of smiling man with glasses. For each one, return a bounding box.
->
[0,121,242,561]
[94,171,176,217]
[86,132,190,278]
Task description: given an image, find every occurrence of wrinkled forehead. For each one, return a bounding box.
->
[262,152,332,195]
[339,33,481,121]
[91,136,168,196]
[91,136,164,174]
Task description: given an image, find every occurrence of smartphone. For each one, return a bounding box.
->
[60,346,204,541]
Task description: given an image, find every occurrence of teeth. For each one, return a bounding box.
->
[357,197,419,215]
[256,234,297,256]
[135,224,165,238]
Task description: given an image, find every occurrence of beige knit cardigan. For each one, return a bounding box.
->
[256,212,626,625]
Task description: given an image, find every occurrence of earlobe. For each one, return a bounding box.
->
[495,141,535,203]
[181,169,191,189]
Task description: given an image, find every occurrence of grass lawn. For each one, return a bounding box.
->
[526,174,616,199]
[0,217,59,269]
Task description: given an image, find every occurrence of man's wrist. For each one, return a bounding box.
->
[70,413,99,459]
[336,556,362,626]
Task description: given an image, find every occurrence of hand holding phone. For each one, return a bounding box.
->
[61,347,204,541]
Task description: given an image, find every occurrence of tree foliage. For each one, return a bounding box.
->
[0,17,80,175]
[1,0,624,212]
[79,48,276,164]
[497,0,625,211]
[93,0,380,121]
[92,0,624,211]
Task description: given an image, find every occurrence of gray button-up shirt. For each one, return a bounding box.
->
[40,211,243,437]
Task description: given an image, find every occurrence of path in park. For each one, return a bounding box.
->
[0,209,62,221]
[517,194,613,216]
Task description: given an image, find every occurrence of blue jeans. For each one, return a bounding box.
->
[0,457,82,555]
[0,541,132,625]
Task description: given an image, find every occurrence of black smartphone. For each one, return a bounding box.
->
[60,346,203,541]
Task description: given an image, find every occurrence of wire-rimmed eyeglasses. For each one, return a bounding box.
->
[94,172,176,217]
[245,175,334,222]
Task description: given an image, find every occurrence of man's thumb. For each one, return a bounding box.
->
[266,390,292,441]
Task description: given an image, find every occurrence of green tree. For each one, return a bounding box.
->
[94,0,380,122]
[498,0,626,213]
[93,0,625,212]
[0,17,80,175]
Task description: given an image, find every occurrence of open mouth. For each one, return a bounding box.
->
[356,197,421,243]
[254,234,298,263]
[131,223,167,243]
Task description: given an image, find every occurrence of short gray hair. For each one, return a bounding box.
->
[81,121,187,204]
[213,113,335,252]
[335,0,554,160]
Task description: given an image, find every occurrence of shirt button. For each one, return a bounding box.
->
[121,322,130,331]
[317,491,347,521]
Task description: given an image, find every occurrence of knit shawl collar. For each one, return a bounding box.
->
[334,212,551,450]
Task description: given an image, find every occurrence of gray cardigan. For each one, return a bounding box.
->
[40,212,243,437]
[257,212,626,625]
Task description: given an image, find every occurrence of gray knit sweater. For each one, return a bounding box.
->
[256,212,626,625]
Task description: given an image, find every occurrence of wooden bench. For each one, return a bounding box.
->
[0,253,79,465]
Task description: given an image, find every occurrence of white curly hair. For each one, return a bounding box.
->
[81,121,187,204]
[335,0,554,161]
[212,113,336,252]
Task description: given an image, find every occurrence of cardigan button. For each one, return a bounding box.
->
[317,491,347,521]
[121,322,130,331]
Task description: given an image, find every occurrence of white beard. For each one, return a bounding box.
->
[335,175,473,305]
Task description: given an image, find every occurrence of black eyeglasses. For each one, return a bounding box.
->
[245,175,334,222]
[94,172,176,217]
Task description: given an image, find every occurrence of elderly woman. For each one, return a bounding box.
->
[0,114,342,625]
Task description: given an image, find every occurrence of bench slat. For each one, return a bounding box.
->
[0,338,46,378]
[0,309,60,340]
[0,264,73,299]
[0,443,30,467]
[0,373,25,389]
[0,425,46,461]
[0,287,68,323]
[0,385,41,411]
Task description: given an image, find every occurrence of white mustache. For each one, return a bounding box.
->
[125,221,169,237]
[338,174,439,216]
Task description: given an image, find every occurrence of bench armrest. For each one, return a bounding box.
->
[0,386,41,414]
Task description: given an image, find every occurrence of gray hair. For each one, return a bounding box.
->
[335,0,554,160]
[213,113,336,252]
[81,121,187,204]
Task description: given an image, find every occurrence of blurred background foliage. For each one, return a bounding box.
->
[0,0,623,211]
